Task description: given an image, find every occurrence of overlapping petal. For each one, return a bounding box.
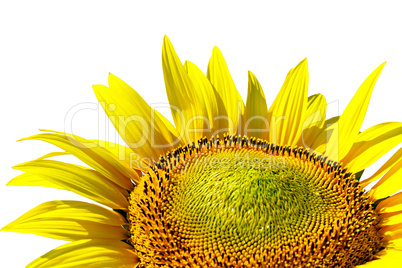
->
[301,94,327,149]
[358,249,402,267]
[361,147,402,188]
[27,239,138,268]
[371,156,402,199]
[377,192,402,213]
[243,71,268,139]
[184,60,227,137]
[93,74,182,161]
[344,122,402,173]
[19,130,137,189]
[9,159,129,209]
[268,59,308,146]
[162,36,210,142]
[207,46,244,134]
[1,201,128,241]
[325,63,386,161]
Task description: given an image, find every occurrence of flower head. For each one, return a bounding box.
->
[2,36,402,267]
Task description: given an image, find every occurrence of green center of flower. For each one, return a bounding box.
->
[128,136,383,267]
[166,149,340,250]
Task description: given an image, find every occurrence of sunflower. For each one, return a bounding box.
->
[3,35,402,267]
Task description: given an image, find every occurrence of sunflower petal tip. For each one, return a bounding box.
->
[300,58,308,66]
[0,221,15,232]
[11,164,20,169]
[16,137,28,142]
[378,61,387,70]
[369,62,387,78]
[212,46,222,55]
[163,35,173,49]
[5,180,14,186]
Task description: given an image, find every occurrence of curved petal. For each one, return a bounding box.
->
[9,159,129,209]
[377,192,402,213]
[90,139,148,175]
[93,74,182,161]
[371,157,402,199]
[20,131,136,190]
[343,122,402,173]
[162,36,208,143]
[184,60,227,137]
[207,46,244,134]
[1,201,128,241]
[378,222,402,241]
[268,59,308,146]
[379,211,402,226]
[326,63,386,161]
[35,151,70,160]
[310,116,339,153]
[27,239,138,268]
[361,147,402,188]
[385,238,402,251]
[243,71,268,139]
[301,94,327,149]
[357,249,402,267]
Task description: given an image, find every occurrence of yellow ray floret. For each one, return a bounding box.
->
[325,63,386,161]
[2,201,128,241]
[268,59,308,146]
[26,239,139,268]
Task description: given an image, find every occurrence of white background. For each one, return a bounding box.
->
[1,1,402,267]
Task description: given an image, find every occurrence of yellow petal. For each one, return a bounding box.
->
[207,46,244,134]
[2,201,128,241]
[343,122,402,173]
[326,63,386,161]
[357,249,402,267]
[310,116,339,153]
[154,109,183,149]
[9,159,129,209]
[35,151,70,160]
[301,94,327,149]
[27,239,138,268]
[20,131,135,190]
[361,147,402,188]
[243,71,268,139]
[371,157,402,199]
[93,74,182,161]
[378,222,402,241]
[377,192,402,213]
[6,200,126,226]
[90,139,149,175]
[162,36,208,143]
[184,60,228,137]
[380,211,402,226]
[386,237,402,251]
[268,59,308,146]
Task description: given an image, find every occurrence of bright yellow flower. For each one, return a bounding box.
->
[3,36,402,267]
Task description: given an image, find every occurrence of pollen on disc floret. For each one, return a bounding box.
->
[128,135,383,268]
